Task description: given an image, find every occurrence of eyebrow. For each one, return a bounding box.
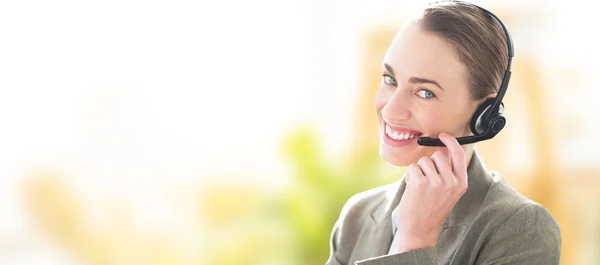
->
[384,63,444,91]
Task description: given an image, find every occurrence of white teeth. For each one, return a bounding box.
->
[385,124,419,141]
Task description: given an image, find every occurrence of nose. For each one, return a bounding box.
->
[381,89,411,122]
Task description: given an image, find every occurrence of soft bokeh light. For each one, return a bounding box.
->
[0,0,598,264]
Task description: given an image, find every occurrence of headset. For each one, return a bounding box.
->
[417,0,514,147]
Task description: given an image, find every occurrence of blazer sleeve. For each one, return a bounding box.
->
[474,203,561,265]
[354,248,438,265]
[326,218,344,265]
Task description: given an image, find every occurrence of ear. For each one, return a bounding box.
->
[481,93,497,104]
[474,93,498,112]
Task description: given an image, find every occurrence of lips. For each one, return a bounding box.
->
[385,125,422,141]
[383,121,423,147]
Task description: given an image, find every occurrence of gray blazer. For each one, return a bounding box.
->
[326,150,561,265]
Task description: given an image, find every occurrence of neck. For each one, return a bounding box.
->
[462,144,476,169]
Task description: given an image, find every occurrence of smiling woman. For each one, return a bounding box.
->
[326,1,561,265]
[375,13,484,166]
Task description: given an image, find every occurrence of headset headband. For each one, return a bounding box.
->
[430,0,513,115]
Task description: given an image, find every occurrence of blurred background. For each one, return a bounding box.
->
[0,0,598,264]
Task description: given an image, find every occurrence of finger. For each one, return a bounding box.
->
[418,156,444,188]
[438,132,467,176]
[406,163,425,186]
[430,150,452,177]
[417,156,437,175]
[435,146,450,163]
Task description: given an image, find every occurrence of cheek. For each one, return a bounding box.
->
[418,105,472,135]
[418,106,452,130]
[374,88,391,112]
[420,110,445,131]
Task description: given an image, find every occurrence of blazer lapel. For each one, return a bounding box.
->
[349,178,406,262]
[348,215,394,263]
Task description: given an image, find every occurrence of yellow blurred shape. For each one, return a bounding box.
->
[199,180,267,229]
[21,170,197,265]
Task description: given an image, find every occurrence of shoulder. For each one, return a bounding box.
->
[471,172,561,263]
[338,182,396,222]
[332,181,399,236]
[328,182,398,261]
[479,172,561,243]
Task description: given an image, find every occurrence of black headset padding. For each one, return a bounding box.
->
[471,97,505,135]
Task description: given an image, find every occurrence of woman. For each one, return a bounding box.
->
[325,1,561,265]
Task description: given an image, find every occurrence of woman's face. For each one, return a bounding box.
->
[375,21,483,166]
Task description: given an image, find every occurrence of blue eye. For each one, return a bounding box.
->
[417,89,436,99]
[383,75,397,86]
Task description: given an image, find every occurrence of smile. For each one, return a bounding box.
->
[384,122,423,142]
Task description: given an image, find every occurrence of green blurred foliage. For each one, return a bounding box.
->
[275,126,403,265]
[200,125,404,265]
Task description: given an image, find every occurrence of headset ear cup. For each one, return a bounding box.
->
[470,98,496,135]
[487,112,506,133]
[488,103,506,133]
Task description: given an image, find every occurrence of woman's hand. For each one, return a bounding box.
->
[395,132,469,253]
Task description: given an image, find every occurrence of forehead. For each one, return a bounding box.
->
[384,21,468,89]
